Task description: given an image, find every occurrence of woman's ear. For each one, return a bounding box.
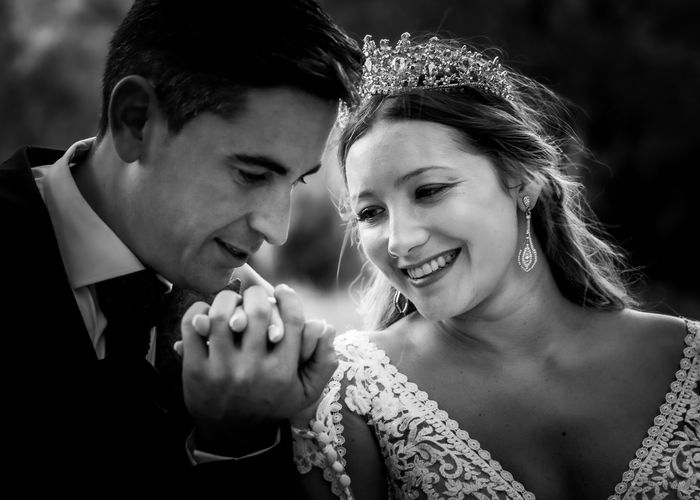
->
[517,179,544,212]
[107,75,159,163]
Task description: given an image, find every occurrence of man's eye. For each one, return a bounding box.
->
[236,170,267,184]
[356,206,384,223]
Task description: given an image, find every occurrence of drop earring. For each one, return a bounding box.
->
[517,195,537,272]
[393,290,409,315]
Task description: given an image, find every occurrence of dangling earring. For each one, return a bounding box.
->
[393,290,409,315]
[517,195,537,272]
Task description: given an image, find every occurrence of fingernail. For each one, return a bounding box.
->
[192,314,210,336]
[229,310,247,332]
[267,296,277,305]
[173,340,183,356]
[268,324,284,343]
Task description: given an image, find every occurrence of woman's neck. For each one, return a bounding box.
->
[430,267,588,360]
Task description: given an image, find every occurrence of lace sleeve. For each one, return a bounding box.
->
[292,332,388,500]
[292,364,355,499]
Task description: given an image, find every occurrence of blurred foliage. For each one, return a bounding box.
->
[0,0,131,155]
[1,0,697,320]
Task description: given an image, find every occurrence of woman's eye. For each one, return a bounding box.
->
[293,175,308,186]
[356,206,384,223]
[415,184,449,199]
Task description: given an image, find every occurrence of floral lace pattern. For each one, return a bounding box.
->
[609,319,700,500]
[294,320,699,499]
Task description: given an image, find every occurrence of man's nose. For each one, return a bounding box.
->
[247,191,292,246]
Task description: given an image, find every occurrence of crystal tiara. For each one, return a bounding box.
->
[359,32,513,101]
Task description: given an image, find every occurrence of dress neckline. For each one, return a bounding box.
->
[343,332,537,499]
[340,318,699,500]
[607,318,699,499]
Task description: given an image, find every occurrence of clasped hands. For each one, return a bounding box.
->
[175,284,337,457]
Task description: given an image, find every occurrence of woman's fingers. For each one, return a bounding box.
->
[299,319,329,363]
[179,300,210,369]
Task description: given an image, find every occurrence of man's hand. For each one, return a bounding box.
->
[179,284,337,457]
[230,263,275,295]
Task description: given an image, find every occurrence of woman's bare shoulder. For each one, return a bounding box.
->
[362,313,425,359]
[613,309,690,342]
[593,309,693,366]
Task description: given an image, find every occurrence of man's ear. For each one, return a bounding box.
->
[108,75,159,163]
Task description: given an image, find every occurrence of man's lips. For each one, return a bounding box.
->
[215,238,251,261]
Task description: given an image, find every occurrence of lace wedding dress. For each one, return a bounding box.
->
[293,320,699,499]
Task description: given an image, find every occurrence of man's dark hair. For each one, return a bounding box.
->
[98,0,362,136]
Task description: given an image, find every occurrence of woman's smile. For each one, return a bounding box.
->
[400,248,461,288]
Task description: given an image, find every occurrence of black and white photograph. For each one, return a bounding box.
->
[1,1,697,498]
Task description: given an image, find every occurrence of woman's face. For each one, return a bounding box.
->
[345,119,522,320]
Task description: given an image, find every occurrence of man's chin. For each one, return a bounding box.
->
[180,269,232,296]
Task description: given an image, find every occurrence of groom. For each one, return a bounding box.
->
[0,0,361,495]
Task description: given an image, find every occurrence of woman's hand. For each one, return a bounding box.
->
[177,284,337,457]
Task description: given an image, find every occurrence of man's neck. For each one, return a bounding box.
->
[73,136,121,238]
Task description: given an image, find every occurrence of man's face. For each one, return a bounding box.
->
[119,87,338,293]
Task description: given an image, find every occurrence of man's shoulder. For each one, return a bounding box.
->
[0,145,65,172]
[0,145,65,202]
[0,145,63,268]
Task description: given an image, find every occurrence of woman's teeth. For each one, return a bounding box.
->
[406,250,458,279]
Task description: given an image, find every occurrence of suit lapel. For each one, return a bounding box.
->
[1,147,97,369]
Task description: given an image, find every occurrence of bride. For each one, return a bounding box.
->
[290,33,699,500]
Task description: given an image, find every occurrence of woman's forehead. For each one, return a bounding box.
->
[347,120,467,164]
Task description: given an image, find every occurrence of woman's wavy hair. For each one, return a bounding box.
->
[336,37,640,330]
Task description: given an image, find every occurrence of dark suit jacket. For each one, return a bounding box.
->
[0,147,293,497]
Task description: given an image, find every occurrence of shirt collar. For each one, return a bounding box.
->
[39,138,171,291]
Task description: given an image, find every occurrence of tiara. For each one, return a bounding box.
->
[358,32,513,101]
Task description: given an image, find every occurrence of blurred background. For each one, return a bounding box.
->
[1,0,698,332]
